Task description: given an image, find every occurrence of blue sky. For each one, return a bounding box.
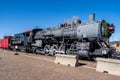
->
[0,0,120,41]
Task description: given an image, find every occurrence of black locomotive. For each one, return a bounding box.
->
[9,14,116,59]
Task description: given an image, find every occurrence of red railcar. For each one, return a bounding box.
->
[0,39,2,48]
[0,36,12,49]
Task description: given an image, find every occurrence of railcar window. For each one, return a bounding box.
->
[25,33,30,37]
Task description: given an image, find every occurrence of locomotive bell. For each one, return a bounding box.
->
[72,16,81,25]
[89,14,95,23]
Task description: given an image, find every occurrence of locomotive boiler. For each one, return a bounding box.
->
[30,14,114,59]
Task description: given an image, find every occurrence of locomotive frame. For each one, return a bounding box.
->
[0,14,117,60]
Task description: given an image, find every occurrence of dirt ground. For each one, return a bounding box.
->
[0,49,120,80]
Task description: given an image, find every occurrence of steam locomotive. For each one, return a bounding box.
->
[1,14,116,59]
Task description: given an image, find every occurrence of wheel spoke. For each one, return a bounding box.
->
[44,45,50,56]
[50,45,58,56]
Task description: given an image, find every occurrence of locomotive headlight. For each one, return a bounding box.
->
[108,26,114,30]
[102,50,107,54]
[108,25,115,33]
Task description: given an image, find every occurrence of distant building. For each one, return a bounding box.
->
[109,41,120,52]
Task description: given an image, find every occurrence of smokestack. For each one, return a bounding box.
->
[89,13,95,23]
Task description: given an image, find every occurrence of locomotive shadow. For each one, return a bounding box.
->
[76,58,95,67]
[77,63,86,67]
